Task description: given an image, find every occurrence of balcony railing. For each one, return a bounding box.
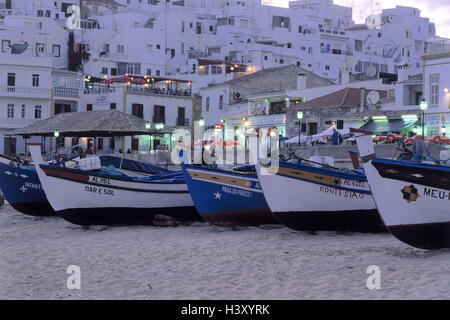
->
[176,118,190,126]
[0,86,51,96]
[153,115,165,124]
[126,86,192,97]
[53,87,80,97]
[425,39,450,54]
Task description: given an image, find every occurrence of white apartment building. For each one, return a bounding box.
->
[81,77,199,153]
[422,39,450,136]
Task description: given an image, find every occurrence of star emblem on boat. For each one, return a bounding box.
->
[401,185,419,203]
[20,185,27,193]
[214,191,222,200]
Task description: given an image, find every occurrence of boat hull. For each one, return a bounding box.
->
[257,161,385,232]
[182,165,276,226]
[0,163,55,216]
[365,158,450,249]
[37,165,201,226]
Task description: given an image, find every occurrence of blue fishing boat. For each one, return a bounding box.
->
[0,162,53,216]
[181,164,276,226]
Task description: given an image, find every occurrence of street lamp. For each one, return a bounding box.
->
[297,110,303,146]
[199,117,205,127]
[419,99,428,138]
[54,130,60,157]
[441,124,447,136]
[412,126,419,135]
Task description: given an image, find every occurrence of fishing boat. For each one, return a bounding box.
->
[0,151,173,217]
[256,158,384,232]
[181,164,276,226]
[352,128,450,249]
[29,143,200,225]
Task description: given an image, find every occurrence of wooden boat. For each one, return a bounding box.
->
[256,159,385,232]
[181,164,276,226]
[353,128,450,249]
[28,143,200,225]
[0,153,173,217]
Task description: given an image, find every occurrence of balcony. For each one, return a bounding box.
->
[176,118,190,126]
[0,86,51,98]
[126,86,192,97]
[53,87,80,98]
[153,115,165,124]
[425,39,450,54]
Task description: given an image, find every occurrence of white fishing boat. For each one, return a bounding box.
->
[353,128,450,249]
[29,143,200,225]
[256,158,384,232]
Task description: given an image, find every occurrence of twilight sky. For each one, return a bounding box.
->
[268,0,450,38]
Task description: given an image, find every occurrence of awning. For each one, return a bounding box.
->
[359,118,419,134]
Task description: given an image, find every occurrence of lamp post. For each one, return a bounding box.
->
[297,110,303,146]
[441,124,447,136]
[54,130,60,157]
[419,99,428,139]
[146,122,151,153]
[199,117,205,128]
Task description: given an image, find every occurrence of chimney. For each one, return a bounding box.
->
[360,87,366,112]
[297,73,307,90]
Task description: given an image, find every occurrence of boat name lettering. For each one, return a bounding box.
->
[222,186,252,198]
[319,186,364,199]
[24,182,42,190]
[342,179,366,189]
[84,185,115,196]
[423,187,450,200]
[89,176,112,185]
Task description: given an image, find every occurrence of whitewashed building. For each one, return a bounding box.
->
[422,39,450,136]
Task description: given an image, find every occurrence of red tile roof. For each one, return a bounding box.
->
[290,88,387,109]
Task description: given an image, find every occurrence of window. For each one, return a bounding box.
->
[132,104,144,118]
[308,47,313,54]
[2,40,10,52]
[37,10,43,17]
[219,95,224,110]
[97,138,104,150]
[7,73,15,86]
[101,67,108,75]
[146,69,152,76]
[325,65,330,71]
[32,74,39,87]
[211,65,222,74]
[430,75,439,105]
[111,68,117,76]
[355,40,363,52]
[87,104,93,111]
[7,104,14,118]
[146,45,153,53]
[209,26,214,32]
[296,61,301,67]
[34,105,42,119]
[36,43,45,55]
[46,10,51,17]
[110,103,116,110]
[206,97,210,112]
[264,56,268,61]
[336,120,344,130]
[156,45,161,50]
[52,44,60,57]
[181,21,185,32]
[154,105,165,123]
[21,105,25,118]
[156,70,160,76]
[177,107,186,125]
[287,42,292,49]
[355,61,363,73]
[117,45,124,53]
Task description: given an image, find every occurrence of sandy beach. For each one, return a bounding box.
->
[0,204,449,300]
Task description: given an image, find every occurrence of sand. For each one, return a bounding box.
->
[0,205,449,300]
